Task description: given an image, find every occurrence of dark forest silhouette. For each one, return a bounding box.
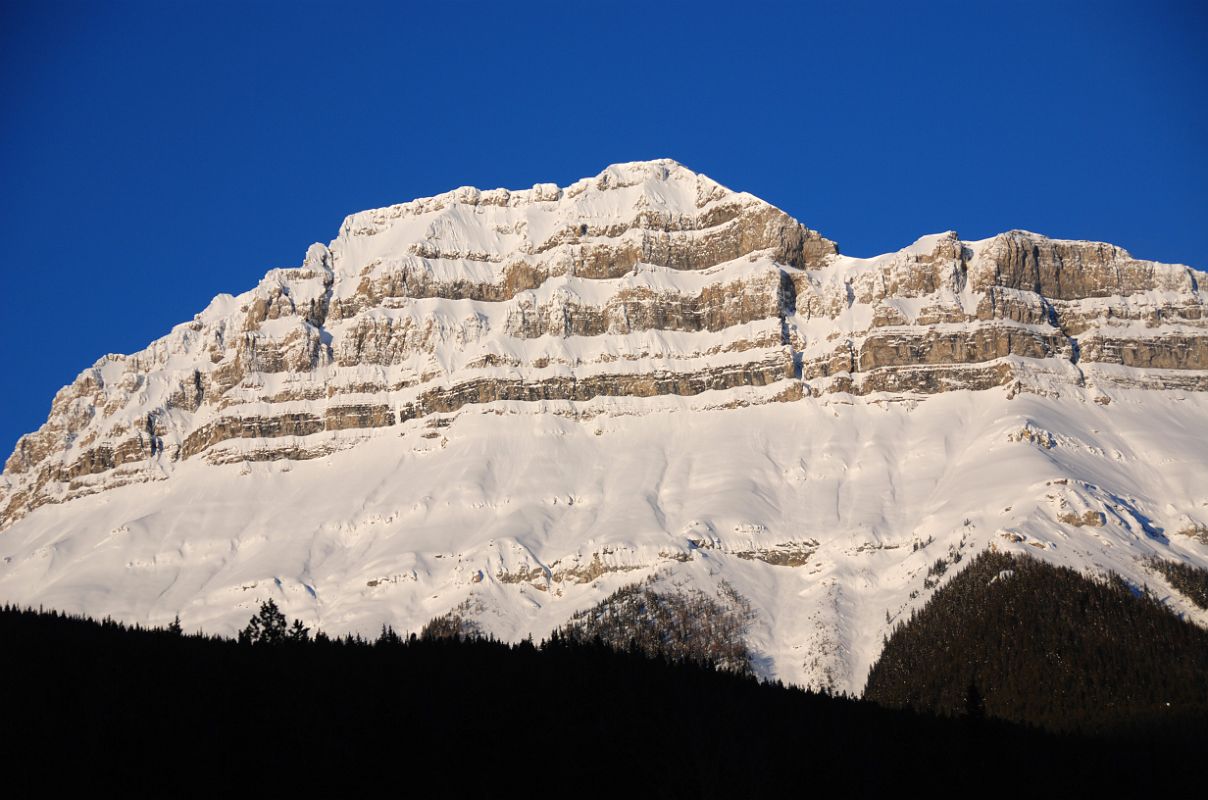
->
[2,550,1205,794]
[865,550,1208,735]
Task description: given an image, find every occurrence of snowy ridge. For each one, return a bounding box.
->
[1,160,1206,693]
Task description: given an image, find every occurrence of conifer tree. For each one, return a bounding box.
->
[239,599,288,645]
[289,618,310,642]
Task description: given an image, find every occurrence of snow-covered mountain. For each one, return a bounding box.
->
[3,159,1206,692]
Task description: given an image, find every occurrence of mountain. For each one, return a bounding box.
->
[2,159,1206,693]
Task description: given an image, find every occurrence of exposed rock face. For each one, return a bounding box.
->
[2,162,1205,528]
[969,232,1193,299]
[793,229,1207,395]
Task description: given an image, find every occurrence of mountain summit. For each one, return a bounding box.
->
[2,161,1206,692]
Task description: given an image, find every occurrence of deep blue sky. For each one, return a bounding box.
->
[2,0,1206,460]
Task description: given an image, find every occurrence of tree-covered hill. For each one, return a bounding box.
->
[864,550,1208,735]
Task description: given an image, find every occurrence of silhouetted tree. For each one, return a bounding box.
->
[238,599,287,645]
[289,618,310,642]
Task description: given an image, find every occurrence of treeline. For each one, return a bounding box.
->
[2,602,1197,795]
[555,581,756,674]
[864,550,1208,735]
[418,580,757,674]
[1147,555,1208,609]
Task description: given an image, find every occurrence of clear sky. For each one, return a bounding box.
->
[1,0,1205,461]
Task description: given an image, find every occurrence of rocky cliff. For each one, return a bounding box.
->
[2,160,1206,692]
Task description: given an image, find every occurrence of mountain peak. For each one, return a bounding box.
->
[588,157,701,185]
[341,158,719,231]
